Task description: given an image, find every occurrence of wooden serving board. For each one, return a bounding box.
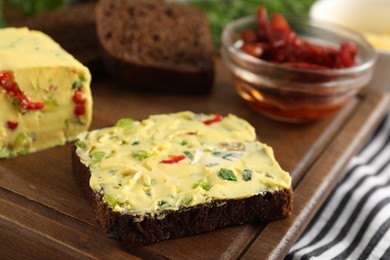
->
[1,60,389,259]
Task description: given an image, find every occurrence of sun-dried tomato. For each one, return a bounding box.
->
[240,6,357,69]
[6,121,18,131]
[0,71,45,111]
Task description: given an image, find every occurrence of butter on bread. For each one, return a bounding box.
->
[72,111,293,246]
[0,27,92,158]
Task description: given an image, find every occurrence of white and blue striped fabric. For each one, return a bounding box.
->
[287,113,390,260]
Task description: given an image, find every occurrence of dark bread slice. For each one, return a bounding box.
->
[72,146,293,246]
[95,0,215,94]
[11,3,99,65]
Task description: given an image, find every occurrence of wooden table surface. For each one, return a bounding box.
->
[1,60,389,259]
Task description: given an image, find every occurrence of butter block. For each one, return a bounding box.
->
[0,27,92,158]
[75,111,291,220]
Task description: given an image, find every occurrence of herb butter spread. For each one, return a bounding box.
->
[76,111,291,220]
[0,27,92,158]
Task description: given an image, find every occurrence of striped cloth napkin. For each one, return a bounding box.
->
[287,113,390,260]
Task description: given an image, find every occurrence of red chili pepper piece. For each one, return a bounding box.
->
[269,13,296,46]
[160,155,186,164]
[203,114,222,125]
[271,13,290,31]
[72,89,86,116]
[335,42,358,68]
[241,29,258,44]
[7,121,18,131]
[0,71,45,111]
[241,43,268,58]
[256,6,272,43]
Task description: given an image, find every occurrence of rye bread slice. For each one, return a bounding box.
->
[11,3,99,65]
[95,0,215,93]
[72,146,293,246]
[72,112,293,246]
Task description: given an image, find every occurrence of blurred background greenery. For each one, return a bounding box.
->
[0,0,70,26]
[0,0,316,44]
[187,0,316,44]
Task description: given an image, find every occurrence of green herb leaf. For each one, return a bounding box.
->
[218,168,237,181]
[193,179,213,191]
[109,169,118,175]
[183,151,193,160]
[243,169,252,181]
[181,197,193,206]
[72,80,82,90]
[187,0,316,45]
[157,200,169,208]
[7,0,69,16]
[206,162,219,167]
[116,118,134,130]
[212,151,240,161]
[132,150,151,161]
[181,140,188,146]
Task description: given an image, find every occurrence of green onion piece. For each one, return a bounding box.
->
[193,179,213,191]
[13,132,31,147]
[132,150,151,161]
[79,73,86,82]
[90,151,106,169]
[0,147,12,158]
[92,151,105,161]
[243,169,252,181]
[116,118,134,130]
[109,136,120,142]
[103,194,116,208]
[75,141,86,149]
[17,149,29,155]
[218,168,237,181]
[44,96,58,111]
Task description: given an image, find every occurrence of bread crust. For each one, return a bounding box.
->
[72,146,293,246]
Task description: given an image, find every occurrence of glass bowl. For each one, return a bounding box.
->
[221,15,377,123]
